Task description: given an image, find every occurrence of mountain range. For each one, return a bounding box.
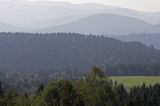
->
[0,1,160,34]
[37,13,152,35]
[0,22,32,32]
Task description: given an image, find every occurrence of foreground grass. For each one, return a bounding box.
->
[111,76,160,89]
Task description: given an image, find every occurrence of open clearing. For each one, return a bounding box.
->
[111,76,160,89]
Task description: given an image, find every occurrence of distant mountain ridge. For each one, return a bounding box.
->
[0,22,33,32]
[147,24,160,33]
[0,23,21,32]
[0,1,160,34]
[1,13,160,35]
[0,1,160,27]
[37,13,152,35]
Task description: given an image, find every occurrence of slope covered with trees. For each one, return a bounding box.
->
[0,32,160,75]
[0,67,160,106]
[115,33,160,49]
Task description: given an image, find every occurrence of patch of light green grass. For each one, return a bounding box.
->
[110,76,160,90]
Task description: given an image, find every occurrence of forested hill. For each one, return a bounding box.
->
[115,33,160,49]
[0,32,160,75]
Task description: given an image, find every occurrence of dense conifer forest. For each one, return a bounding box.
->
[0,67,160,106]
[0,33,160,105]
[0,32,160,75]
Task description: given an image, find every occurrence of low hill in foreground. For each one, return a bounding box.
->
[0,32,160,75]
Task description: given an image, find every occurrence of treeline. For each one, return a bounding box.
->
[106,64,160,76]
[1,64,160,93]
[0,67,160,106]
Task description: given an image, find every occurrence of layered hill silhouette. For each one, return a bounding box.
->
[0,1,160,35]
[1,13,160,35]
[38,14,151,35]
[0,23,33,32]
[0,23,22,32]
[1,1,160,26]
[0,1,160,31]
[147,24,160,33]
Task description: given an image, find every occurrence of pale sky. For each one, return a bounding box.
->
[0,0,160,12]
[33,0,160,12]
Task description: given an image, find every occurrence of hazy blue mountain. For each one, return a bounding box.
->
[38,14,151,35]
[147,24,160,33]
[0,1,160,29]
[115,33,160,49]
[28,15,85,29]
[101,8,160,24]
[28,3,160,29]
[0,1,111,26]
[0,22,31,32]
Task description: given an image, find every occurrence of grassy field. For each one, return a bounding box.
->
[111,76,160,89]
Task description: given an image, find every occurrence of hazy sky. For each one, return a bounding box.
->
[29,0,160,12]
[0,0,159,12]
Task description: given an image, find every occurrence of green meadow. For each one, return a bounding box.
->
[111,76,160,89]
